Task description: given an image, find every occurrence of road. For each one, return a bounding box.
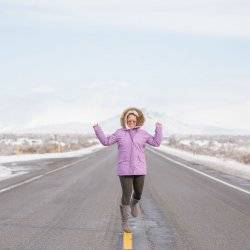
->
[0,145,250,249]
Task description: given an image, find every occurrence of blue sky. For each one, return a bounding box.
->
[1,0,250,131]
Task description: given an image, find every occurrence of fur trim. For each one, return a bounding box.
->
[120,106,145,129]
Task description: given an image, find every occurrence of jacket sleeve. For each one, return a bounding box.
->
[146,126,163,147]
[93,124,118,146]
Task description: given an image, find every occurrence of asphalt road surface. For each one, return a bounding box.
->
[0,145,250,250]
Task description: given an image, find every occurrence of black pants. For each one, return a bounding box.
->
[119,175,145,205]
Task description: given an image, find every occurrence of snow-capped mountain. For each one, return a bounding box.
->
[1,107,250,135]
[142,108,250,135]
[97,107,250,136]
[0,122,91,135]
[90,107,250,136]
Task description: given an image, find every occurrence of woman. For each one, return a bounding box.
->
[93,107,163,233]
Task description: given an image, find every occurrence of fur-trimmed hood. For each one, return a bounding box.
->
[120,107,145,129]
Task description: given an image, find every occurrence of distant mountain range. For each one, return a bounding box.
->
[1,107,250,135]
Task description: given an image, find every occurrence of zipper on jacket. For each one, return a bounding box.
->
[128,130,132,166]
[128,129,136,174]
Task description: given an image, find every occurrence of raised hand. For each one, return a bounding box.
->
[155,122,162,128]
[93,123,99,127]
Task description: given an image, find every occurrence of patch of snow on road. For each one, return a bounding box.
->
[0,144,104,181]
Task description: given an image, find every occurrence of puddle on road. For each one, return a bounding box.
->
[116,190,185,250]
[140,191,182,249]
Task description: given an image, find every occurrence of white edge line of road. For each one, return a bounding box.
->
[0,156,91,195]
[148,148,250,195]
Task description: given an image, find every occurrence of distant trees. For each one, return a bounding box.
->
[0,133,98,156]
[163,134,250,165]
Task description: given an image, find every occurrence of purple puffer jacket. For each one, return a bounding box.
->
[93,107,163,176]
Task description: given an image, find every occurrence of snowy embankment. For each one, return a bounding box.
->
[2,140,250,182]
[0,144,104,181]
[155,144,250,180]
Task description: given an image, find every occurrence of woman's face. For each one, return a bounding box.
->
[127,114,137,129]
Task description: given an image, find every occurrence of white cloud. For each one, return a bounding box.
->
[30,85,55,94]
[23,80,135,127]
[27,103,88,126]
[1,0,250,38]
[1,79,250,131]
[180,101,250,129]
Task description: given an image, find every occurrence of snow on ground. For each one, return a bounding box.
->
[155,144,250,180]
[0,144,104,181]
[1,140,250,182]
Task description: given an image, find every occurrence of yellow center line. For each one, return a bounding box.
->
[123,232,133,249]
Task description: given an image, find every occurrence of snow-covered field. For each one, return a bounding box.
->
[156,144,250,180]
[0,133,102,181]
[1,133,250,182]
[0,143,103,181]
[163,135,250,165]
[0,133,98,155]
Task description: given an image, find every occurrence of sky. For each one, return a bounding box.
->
[0,0,250,131]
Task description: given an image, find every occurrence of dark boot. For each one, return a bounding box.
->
[130,197,140,217]
[119,204,131,233]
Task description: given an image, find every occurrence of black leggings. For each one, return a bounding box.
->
[119,175,145,205]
